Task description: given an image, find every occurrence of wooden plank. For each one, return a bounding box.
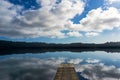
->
[54,64,79,80]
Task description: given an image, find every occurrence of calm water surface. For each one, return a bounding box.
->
[0,51,120,80]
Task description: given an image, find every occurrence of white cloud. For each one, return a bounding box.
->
[85,32,99,37]
[68,59,83,64]
[86,59,100,63]
[1,0,120,38]
[109,0,120,2]
[104,0,120,9]
[67,31,83,37]
[0,0,23,26]
[60,7,120,37]
[79,7,120,32]
[107,0,120,5]
[0,0,85,38]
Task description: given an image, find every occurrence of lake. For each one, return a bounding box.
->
[0,51,120,80]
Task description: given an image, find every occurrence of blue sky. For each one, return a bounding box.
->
[0,0,120,43]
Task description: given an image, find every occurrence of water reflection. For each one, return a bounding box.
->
[0,51,120,80]
[0,58,58,80]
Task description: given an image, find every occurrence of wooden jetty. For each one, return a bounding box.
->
[54,64,79,80]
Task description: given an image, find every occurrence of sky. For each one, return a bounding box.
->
[0,0,120,43]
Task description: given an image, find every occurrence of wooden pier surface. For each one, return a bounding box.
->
[54,64,79,80]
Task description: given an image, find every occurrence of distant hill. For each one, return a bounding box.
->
[0,40,120,55]
[0,40,120,49]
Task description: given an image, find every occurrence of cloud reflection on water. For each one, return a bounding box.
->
[0,58,120,80]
